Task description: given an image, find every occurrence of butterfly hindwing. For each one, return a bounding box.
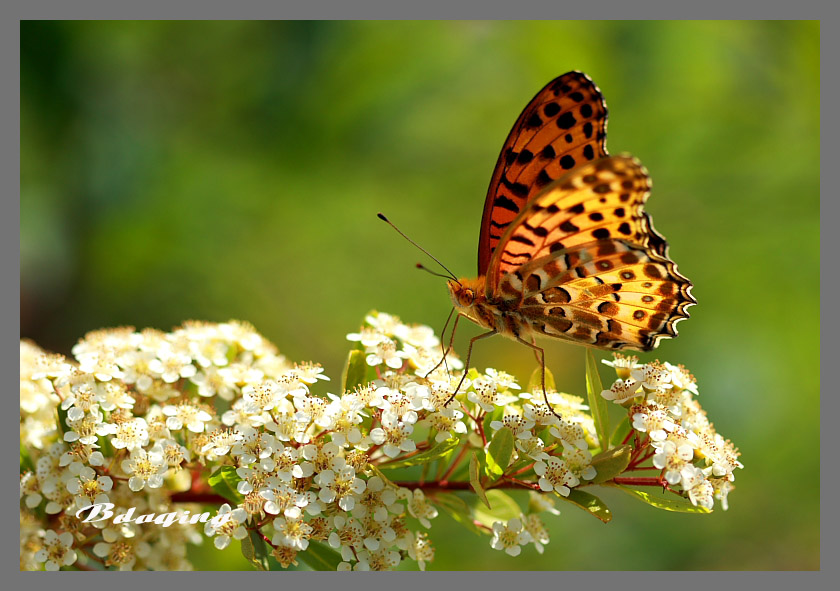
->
[489,155,695,351]
[478,71,609,275]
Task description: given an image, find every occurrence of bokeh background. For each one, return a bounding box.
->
[20,21,819,570]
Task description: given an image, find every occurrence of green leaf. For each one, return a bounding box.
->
[589,445,633,484]
[20,443,35,474]
[342,349,368,392]
[482,406,504,442]
[473,489,522,529]
[610,416,632,447]
[56,403,70,437]
[528,366,556,395]
[379,437,461,470]
[241,529,270,571]
[558,488,612,523]
[208,466,244,503]
[299,541,343,571]
[434,492,483,536]
[585,349,610,451]
[469,452,490,509]
[608,483,713,514]
[484,426,514,478]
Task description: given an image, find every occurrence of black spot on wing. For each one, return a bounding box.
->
[494,195,520,212]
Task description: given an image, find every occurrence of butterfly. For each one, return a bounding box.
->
[440,71,696,409]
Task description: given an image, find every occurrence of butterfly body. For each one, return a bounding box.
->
[450,72,695,355]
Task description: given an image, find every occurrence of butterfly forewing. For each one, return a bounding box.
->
[478,71,608,275]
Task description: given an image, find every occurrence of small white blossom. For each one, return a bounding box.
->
[490,518,532,556]
[34,530,77,571]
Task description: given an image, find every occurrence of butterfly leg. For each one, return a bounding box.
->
[424,310,460,379]
[513,336,564,422]
[443,329,496,407]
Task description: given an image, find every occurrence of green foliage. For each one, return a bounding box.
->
[585,349,609,452]
[434,492,483,536]
[341,349,368,392]
[589,445,633,484]
[473,490,522,529]
[379,437,461,470]
[469,452,490,509]
[241,529,271,571]
[528,366,556,394]
[560,489,612,524]
[299,541,344,571]
[208,466,244,504]
[484,426,514,478]
[608,484,712,514]
[20,443,35,474]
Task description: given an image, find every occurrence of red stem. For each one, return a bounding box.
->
[612,476,663,487]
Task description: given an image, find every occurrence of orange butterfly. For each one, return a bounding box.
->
[383,72,695,411]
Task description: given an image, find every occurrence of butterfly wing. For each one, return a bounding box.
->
[488,155,695,352]
[477,71,609,275]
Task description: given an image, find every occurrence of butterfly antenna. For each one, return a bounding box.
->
[377,213,459,282]
[416,263,453,280]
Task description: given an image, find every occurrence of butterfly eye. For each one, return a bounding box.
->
[459,289,475,307]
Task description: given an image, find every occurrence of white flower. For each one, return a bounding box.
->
[408,532,435,571]
[353,476,400,522]
[369,411,416,458]
[204,503,249,550]
[66,465,113,506]
[632,405,677,442]
[316,466,366,511]
[484,368,521,391]
[63,408,107,446]
[162,402,214,433]
[601,353,640,379]
[664,362,699,395]
[149,347,196,383]
[631,362,673,392]
[561,441,597,481]
[329,515,366,561]
[121,448,167,492]
[404,488,438,528]
[652,438,696,485]
[272,515,312,551]
[534,456,579,497]
[107,417,150,451]
[365,338,407,369]
[230,427,279,466]
[467,376,499,412]
[516,435,550,461]
[34,530,77,571]
[242,381,285,411]
[490,414,535,439]
[260,479,314,518]
[523,513,550,554]
[528,491,561,516]
[490,517,532,556]
[601,378,641,404]
[295,362,330,384]
[97,381,135,412]
[347,327,388,347]
[423,408,467,442]
[201,428,244,457]
[682,466,715,510]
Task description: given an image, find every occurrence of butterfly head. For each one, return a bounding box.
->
[447,277,490,327]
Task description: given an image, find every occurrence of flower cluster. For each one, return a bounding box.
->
[600,355,742,510]
[20,313,742,571]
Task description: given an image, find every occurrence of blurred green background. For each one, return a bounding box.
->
[21,21,819,570]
